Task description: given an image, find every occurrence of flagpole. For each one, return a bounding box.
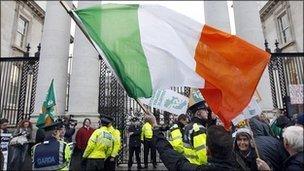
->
[135,98,150,115]
[60,1,151,116]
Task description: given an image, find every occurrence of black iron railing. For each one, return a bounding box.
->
[98,56,190,165]
[0,44,40,125]
[265,40,304,116]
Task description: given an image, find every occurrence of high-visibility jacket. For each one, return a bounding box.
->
[169,124,184,154]
[32,137,72,170]
[83,126,113,159]
[108,125,121,158]
[141,122,153,141]
[183,120,207,165]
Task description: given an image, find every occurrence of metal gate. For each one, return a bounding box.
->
[98,57,190,165]
[265,40,304,116]
[0,44,40,125]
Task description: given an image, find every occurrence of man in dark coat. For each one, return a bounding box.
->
[148,111,235,171]
[255,136,288,171]
[257,126,303,171]
[249,116,273,137]
[128,117,142,170]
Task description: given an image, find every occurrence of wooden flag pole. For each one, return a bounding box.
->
[246,119,261,159]
[60,1,152,116]
[135,98,150,115]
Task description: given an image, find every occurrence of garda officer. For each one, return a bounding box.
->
[82,114,114,171]
[104,115,121,171]
[141,116,157,168]
[183,101,211,165]
[169,114,189,154]
[31,120,72,170]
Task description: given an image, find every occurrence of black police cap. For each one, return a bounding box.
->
[99,114,113,124]
[188,101,208,114]
[42,120,64,131]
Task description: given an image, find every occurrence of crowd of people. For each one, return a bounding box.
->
[0,100,303,171]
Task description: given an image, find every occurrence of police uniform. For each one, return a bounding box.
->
[31,121,72,170]
[141,121,156,168]
[83,115,114,171]
[169,122,185,154]
[183,101,208,165]
[104,121,121,171]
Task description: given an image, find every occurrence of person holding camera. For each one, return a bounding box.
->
[63,115,76,143]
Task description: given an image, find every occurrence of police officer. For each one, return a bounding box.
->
[169,114,189,154]
[127,117,143,170]
[104,115,121,171]
[31,120,72,170]
[183,101,211,165]
[141,117,157,168]
[82,114,114,171]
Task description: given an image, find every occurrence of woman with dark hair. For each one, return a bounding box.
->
[8,119,33,170]
[75,118,95,170]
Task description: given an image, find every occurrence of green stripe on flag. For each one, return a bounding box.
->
[74,4,153,98]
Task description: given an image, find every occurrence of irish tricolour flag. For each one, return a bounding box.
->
[72,4,270,128]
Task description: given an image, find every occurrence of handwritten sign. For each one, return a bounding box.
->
[140,89,189,115]
[289,84,303,104]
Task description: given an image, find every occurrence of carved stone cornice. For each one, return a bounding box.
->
[259,0,279,21]
[18,0,45,19]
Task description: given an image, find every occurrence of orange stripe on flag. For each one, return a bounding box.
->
[195,25,270,129]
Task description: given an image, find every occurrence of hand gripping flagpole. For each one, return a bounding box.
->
[60,1,151,116]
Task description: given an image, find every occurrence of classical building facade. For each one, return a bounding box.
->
[1,1,45,57]
[260,1,303,52]
[260,1,303,116]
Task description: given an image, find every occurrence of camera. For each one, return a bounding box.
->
[59,115,77,128]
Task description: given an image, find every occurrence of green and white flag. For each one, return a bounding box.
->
[72,4,204,99]
[36,79,56,127]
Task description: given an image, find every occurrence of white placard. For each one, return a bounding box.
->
[232,98,262,125]
[1,133,12,170]
[140,89,189,115]
[289,84,303,104]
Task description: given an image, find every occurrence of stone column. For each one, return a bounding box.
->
[67,1,100,125]
[34,1,71,115]
[204,1,231,33]
[233,1,273,110]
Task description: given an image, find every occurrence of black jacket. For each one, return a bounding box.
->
[64,124,75,142]
[128,124,141,147]
[35,128,45,144]
[249,117,273,137]
[153,129,234,171]
[283,152,303,171]
[255,136,288,171]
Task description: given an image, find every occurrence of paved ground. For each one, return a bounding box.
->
[116,163,167,171]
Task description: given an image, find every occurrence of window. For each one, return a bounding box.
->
[277,12,292,44]
[15,16,28,48]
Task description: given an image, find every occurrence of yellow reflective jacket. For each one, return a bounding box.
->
[169,124,184,154]
[141,122,153,140]
[108,125,121,158]
[83,126,113,159]
[183,122,207,165]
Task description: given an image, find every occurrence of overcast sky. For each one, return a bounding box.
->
[35,1,268,55]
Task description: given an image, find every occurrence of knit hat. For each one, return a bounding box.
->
[296,113,304,125]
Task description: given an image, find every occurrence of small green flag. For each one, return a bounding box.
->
[36,79,56,127]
